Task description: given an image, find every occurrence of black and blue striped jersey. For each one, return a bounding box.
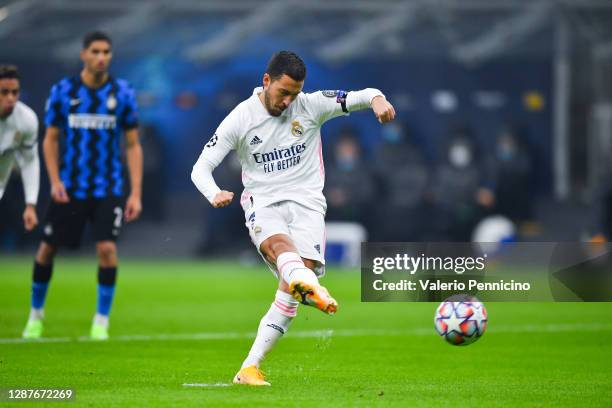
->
[44,76,138,199]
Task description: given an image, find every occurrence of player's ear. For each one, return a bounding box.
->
[80,49,87,63]
[262,73,270,90]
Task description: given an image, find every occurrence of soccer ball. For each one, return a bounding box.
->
[434,296,487,346]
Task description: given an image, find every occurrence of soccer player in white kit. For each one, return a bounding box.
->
[0,65,39,232]
[191,51,395,386]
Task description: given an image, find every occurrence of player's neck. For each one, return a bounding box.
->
[257,91,274,116]
[80,70,109,89]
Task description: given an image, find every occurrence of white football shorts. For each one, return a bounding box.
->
[244,200,326,278]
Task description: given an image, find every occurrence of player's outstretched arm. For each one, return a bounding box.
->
[43,126,69,203]
[307,88,395,125]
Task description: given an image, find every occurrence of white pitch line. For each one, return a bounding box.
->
[182,383,231,388]
[1,323,611,345]
[0,336,72,344]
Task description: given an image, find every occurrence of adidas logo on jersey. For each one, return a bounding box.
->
[250,135,263,145]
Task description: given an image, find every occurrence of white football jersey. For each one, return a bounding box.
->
[0,101,39,204]
[193,87,382,215]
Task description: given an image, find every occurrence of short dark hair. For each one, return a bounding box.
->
[266,51,306,81]
[83,31,112,49]
[0,65,19,80]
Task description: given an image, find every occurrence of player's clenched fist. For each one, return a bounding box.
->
[371,96,396,124]
[212,190,234,208]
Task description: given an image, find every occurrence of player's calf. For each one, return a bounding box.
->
[235,290,298,385]
[23,257,54,339]
[91,248,117,340]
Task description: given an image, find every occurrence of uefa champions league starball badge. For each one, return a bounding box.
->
[434,295,488,346]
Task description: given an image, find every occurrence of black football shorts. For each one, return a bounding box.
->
[42,196,125,248]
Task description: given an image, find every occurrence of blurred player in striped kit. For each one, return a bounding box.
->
[22,31,143,341]
[0,65,40,232]
[192,51,395,385]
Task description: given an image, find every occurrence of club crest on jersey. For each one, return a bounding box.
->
[106,94,117,110]
[291,120,304,137]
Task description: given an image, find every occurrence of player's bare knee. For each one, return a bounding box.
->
[260,235,296,264]
[96,241,117,266]
[36,242,56,265]
[302,258,317,270]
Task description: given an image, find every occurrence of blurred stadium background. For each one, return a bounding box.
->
[2,0,612,257]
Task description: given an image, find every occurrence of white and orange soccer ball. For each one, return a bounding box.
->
[434,296,488,346]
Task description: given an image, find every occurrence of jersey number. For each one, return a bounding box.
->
[113,207,123,228]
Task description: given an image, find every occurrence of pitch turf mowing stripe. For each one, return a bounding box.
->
[1,322,610,344]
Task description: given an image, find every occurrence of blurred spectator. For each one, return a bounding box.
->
[140,124,166,222]
[488,126,533,223]
[372,122,429,241]
[324,128,376,230]
[428,127,493,240]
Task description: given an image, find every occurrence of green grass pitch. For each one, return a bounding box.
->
[0,257,611,407]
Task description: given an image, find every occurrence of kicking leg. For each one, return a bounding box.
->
[261,234,337,315]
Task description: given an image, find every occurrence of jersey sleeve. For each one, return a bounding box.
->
[303,90,350,125]
[44,83,65,129]
[304,88,385,126]
[15,111,40,205]
[191,110,241,203]
[119,85,139,130]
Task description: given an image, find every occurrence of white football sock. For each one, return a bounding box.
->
[276,252,319,287]
[28,308,44,321]
[93,313,109,328]
[241,290,299,368]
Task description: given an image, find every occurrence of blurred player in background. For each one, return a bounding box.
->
[22,31,142,341]
[0,65,39,232]
[192,51,395,385]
